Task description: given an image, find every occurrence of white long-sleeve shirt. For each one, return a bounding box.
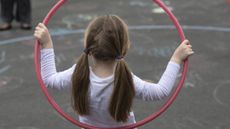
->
[40,49,180,128]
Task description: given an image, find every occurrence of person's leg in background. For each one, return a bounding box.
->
[16,0,31,30]
[0,0,15,30]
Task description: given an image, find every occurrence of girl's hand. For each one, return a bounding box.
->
[34,23,53,49]
[170,40,194,64]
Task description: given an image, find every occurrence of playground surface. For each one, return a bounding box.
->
[0,0,230,129]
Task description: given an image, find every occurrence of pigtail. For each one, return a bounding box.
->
[109,59,135,122]
[71,53,90,115]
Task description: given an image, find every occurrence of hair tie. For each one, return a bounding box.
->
[83,48,89,55]
[116,56,124,60]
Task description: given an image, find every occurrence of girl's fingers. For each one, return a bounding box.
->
[38,23,47,29]
[34,34,40,39]
[35,27,45,33]
[38,23,43,27]
[188,49,194,55]
[34,28,46,34]
[36,23,46,30]
[188,49,193,54]
[34,31,40,36]
[36,23,42,28]
[35,23,48,34]
[185,47,194,55]
[34,29,40,33]
[182,39,190,45]
[35,26,41,30]
[34,30,42,37]
[189,51,194,55]
[40,23,46,27]
[34,30,42,34]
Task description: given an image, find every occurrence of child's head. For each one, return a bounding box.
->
[72,15,135,123]
[84,15,130,61]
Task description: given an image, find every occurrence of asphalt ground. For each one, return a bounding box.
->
[0,0,230,129]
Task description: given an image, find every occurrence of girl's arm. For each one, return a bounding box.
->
[40,49,75,90]
[134,40,194,101]
[34,23,75,90]
[133,61,180,101]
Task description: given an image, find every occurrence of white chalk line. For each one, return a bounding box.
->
[0,51,11,75]
[0,51,6,64]
[0,25,230,46]
[213,81,230,108]
[0,65,11,75]
[13,127,40,129]
[174,116,205,129]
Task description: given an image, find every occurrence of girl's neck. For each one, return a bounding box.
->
[91,58,116,78]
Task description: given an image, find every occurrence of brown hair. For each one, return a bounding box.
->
[71,15,135,122]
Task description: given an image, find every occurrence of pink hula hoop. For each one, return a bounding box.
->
[34,0,188,128]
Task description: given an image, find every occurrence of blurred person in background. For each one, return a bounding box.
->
[0,0,31,31]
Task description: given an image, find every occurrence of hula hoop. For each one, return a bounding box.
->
[34,0,188,128]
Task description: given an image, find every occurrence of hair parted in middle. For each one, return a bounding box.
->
[71,15,135,122]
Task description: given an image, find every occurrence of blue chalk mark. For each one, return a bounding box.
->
[0,25,230,46]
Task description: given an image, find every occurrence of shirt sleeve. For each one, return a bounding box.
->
[40,49,76,90]
[133,61,180,101]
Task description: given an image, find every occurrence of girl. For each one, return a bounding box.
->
[34,15,193,128]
